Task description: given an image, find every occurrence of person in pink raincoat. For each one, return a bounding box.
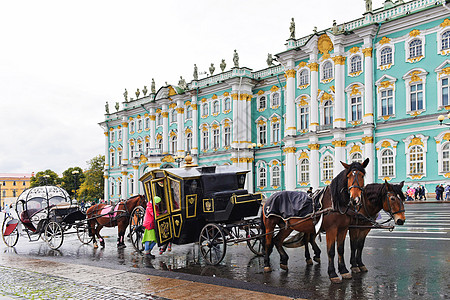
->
[142,196,160,258]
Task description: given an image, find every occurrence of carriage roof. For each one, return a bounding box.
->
[140,165,249,182]
[17,185,71,204]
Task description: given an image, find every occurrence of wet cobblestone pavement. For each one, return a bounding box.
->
[0,265,162,300]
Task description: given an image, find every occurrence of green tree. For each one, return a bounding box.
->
[78,155,104,202]
[60,167,85,198]
[30,170,60,187]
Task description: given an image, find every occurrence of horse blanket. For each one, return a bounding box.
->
[263,190,323,220]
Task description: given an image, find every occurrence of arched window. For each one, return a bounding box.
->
[322,61,333,80]
[145,118,150,129]
[258,166,267,187]
[410,83,423,111]
[110,131,115,143]
[299,106,309,130]
[118,181,122,196]
[409,39,422,58]
[272,93,280,107]
[443,143,450,172]
[224,126,231,147]
[157,139,162,150]
[381,89,394,116]
[138,119,142,131]
[118,150,122,165]
[118,129,122,140]
[258,124,266,144]
[299,158,309,183]
[137,141,143,152]
[350,152,363,163]
[350,56,362,73]
[202,131,209,150]
[213,128,220,149]
[299,69,309,86]
[381,148,394,177]
[130,121,135,132]
[380,47,392,65]
[272,165,280,187]
[202,103,209,116]
[186,132,192,152]
[170,136,177,154]
[157,114,162,126]
[171,110,177,123]
[259,96,266,110]
[213,101,219,114]
[110,181,115,195]
[224,98,231,111]
[351,96,362,121]
[272,122,280,143]
[442,31,450,50]
[409,145,424,175]
[130,178,134,194]
[323,100,333,125]
[110,151,115,167]
[322,156,333,181]
[186,106,193,119]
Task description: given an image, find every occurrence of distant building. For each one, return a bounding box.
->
[0,173,32,207]
[100,0,450,203]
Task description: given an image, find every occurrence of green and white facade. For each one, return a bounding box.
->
[100,0,450,202]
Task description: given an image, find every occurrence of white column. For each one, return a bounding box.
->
[162,104,169,154]
[103,175,109,203]
[176,100,185,156]
[232,93,239,147]
[309,137,320,190]
[121,172,128,200]
[363,46,374,124]
[333,132,346,175]
[309,60,319,132]
[149,108,156,149]
[285,63,296,136]
[133,166,139,195]
[246,94,251,145]
[122,118,129,165]
[191,95,199,157]
[363,130,375,183]
[104,131,110,167]
[333,54,346,128]
[284,143,297,190]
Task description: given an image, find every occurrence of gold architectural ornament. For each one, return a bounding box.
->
[136,115,142,119]
[299,151,309,159]
[133,165,139,170]
[185,101,191,106]
[191,104,198,110]
[332,140,347,147]
[440,18,450,28]
[224,121,230,127]
[321,53,331,61]
[324,180,331,185]
[379,36,391,45]
[320,92,333,103]
[109,127,114,132]
[381,141,391,148]
[257,119,266,125]
[212,123,219,129]
[128,117,134,121]
[410,71,422,82]
[185,128,192,134]
[298,61,307,68]
[362,47,373,57]
[169,131,177,137]
[349,47,359,54]
[362,136,374,144]
[156,133,162,139]
[118,125,122,129]
[122,122,129,127]
[270,85,280,92]
[409,111,422,117]
[411,174,424,179]
[201,98,207,103]
[382,115,391,120]
[317,34,334,54]
[300,182,308,186]
[299,84,310,90]
[272,161,279,165]
[443,133,450,141]
[103,175,109,179]
[383,177,392,182]
[444,173,450,178]
[407,55,424,63]
[299,99,308,106]
[409,29,420,37]
[149,115,156,121]
[176,107,185,114]
[211,94,218,100]
[223,92,229,96]
[438,67,450,79]
[350,144,362,154]
[156,109,162,114]
[169,103,176,109]
[308,62,319,71]
[162,112,169,118]
[129,140,135,145]
[350,85,360,96]
[271,116,279,123]
[104,132,109,136]
[121,171,128,176]
[379,81,393,89]
[332,56,346,65]
[109,148,115,152]
[230,157,238,163]
[285,69,296,78]
[161,155,175,163]
[283,147,297,153]
[349,71,363,77]
[409,137,423,148]
[308,143,320,150]
[168,86,177,96]
[231,93,238,100]
[335,118,346,122]
[147,163,161,168]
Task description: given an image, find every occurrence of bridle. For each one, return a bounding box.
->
[347,170,365,193]
[382,190,405,218]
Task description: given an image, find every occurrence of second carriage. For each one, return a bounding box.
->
[129,156,264,265]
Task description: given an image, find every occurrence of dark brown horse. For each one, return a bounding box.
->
[349,181,406,273]
[262,158,369,283]
[86,195,146,248]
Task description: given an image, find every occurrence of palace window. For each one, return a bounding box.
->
[442,78,449,106]
[202,103,209,116]
[258,166,267,187]
[213,101,219,114]
[171,110,177,123]
[443,143,450,173]
[170,136,177,154]
[410,83,423,111]
[186,106,193,119]
[409,39,422,58]
[350,56,362,73]
[272,165,280,187]
[110,181,115,195]
[118,150,122,165]
[224,98,231,111]
[381,149,395,177]
[351,96,362,121]
[380,47,392,66]
[299,106,309,130]
[186,133,192,152]
[202,131,209,150]
[322,156,334,181]
[258,124,266,144]
[322,61,333,80]
[157,114,162,126]
[130,121,135,133]
[213,128,220,149]
[442,31,450,50]
[409,145,424,175]
[350,152,363,164]
[272,122,280,143]
[381,89,394,116]
[110,151,115,167]
[118,181,122,196]
[299,69,309,86]
[157,139,162,150]
[137,120,142,131]
[323,100,333,125]
[145,118,150,130]
[299,158,309,183]
[224,126,231,147]
[118,129,122,140]
[110,131,115,143]
[258,96,266,110]
[130,178,134,195]
[272,93,280,107]
[137,142,143,153]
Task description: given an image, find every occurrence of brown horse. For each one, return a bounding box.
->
[262,158,369,283]
[86,195,146,248]
[349,181,406,273]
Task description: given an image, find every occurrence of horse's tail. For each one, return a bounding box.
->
[259,207,266,248]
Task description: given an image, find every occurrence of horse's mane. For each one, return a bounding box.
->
[364,182,405,207]
[329,162,366,207]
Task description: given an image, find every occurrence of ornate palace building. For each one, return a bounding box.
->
[100,0,450,202]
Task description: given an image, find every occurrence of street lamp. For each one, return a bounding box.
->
[438,112,450,126]
[72,170,80,201]
[249,143,263,193]
[175,154,185,167]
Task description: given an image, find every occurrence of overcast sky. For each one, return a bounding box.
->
[0,0,385,175]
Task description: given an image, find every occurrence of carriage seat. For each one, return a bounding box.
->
[50,202,78,210]
[20,208,41,224]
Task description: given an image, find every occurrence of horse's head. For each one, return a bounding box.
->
[382,180,406,225]
[126,195,147,210]
[341,158,369,205]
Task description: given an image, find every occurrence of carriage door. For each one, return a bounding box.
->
[150,177,174,245]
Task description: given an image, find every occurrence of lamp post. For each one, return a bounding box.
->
[175,154,185,167]
[438,112,450,126]
[249,143,263,193]
[72,170,80,201]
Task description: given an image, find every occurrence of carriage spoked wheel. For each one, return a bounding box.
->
[44,221,64,250]
[199,223,227,265]
[129,206,145,252]
[2,217,19,247]
[245,222,264,256]
[76,223,93,244]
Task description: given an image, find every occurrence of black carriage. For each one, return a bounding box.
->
[129,158,264,265]
[2,185,92,250]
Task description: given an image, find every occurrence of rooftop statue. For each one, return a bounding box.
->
[220,59,226,72]
[289,17,295,39]
[209,63,215,75]
[151,78,156,94]
[105,102,109,114]
[135,88,140,99]
[365,0,372,12]
[123,89,128,102]
[267,53,274,66]
[115,102,119,112]
[233,50,239,68]
[331,20,339,34]
[143,85,148,96]
[193,64,198,80]
[313,26,317,34]
[178,76,187,90]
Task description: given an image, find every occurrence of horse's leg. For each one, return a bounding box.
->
[88,219,98,249]
[356,229,371,272]
[304,233,313,265]
[326,227,341,283]
[310,233,321,264]
[117,220,127,249]
[349,228,360,273]
[337,228,351,280]
[273,227,293,271]
[96,224,105,248]
[263,219,275,272]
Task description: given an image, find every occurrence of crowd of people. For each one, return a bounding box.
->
[435,184,449,201]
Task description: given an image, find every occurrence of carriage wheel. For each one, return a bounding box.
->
[44,221,64,250]
[129,206,145,252]
[2,217,19,247]
[245,222,264,256]
[199,223,227,265]
[77,223,93,245]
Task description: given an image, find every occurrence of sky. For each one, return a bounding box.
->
[0,0,386,175]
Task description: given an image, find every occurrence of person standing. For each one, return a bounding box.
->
[445,185,450,201]
[142,196,158,258]
[5,204,11,218]
[439,185,445,201]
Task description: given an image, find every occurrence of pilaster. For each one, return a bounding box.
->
[122,117,129,165]
[362,128,375,183]
[162,103,169,154]
[149,108,156,149]
[176,99,185,155]
[308,136,320,190]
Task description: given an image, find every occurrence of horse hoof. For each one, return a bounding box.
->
[306,259,313,265]
[93,243,98,249]
[264,267,272,273]
[313,257,321,264]
[341,272,352,279]
[330,277,342,284]
[351,267,361,273]
[280,264,288,271]
[117,244,126,249]
[359,266,368,272]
